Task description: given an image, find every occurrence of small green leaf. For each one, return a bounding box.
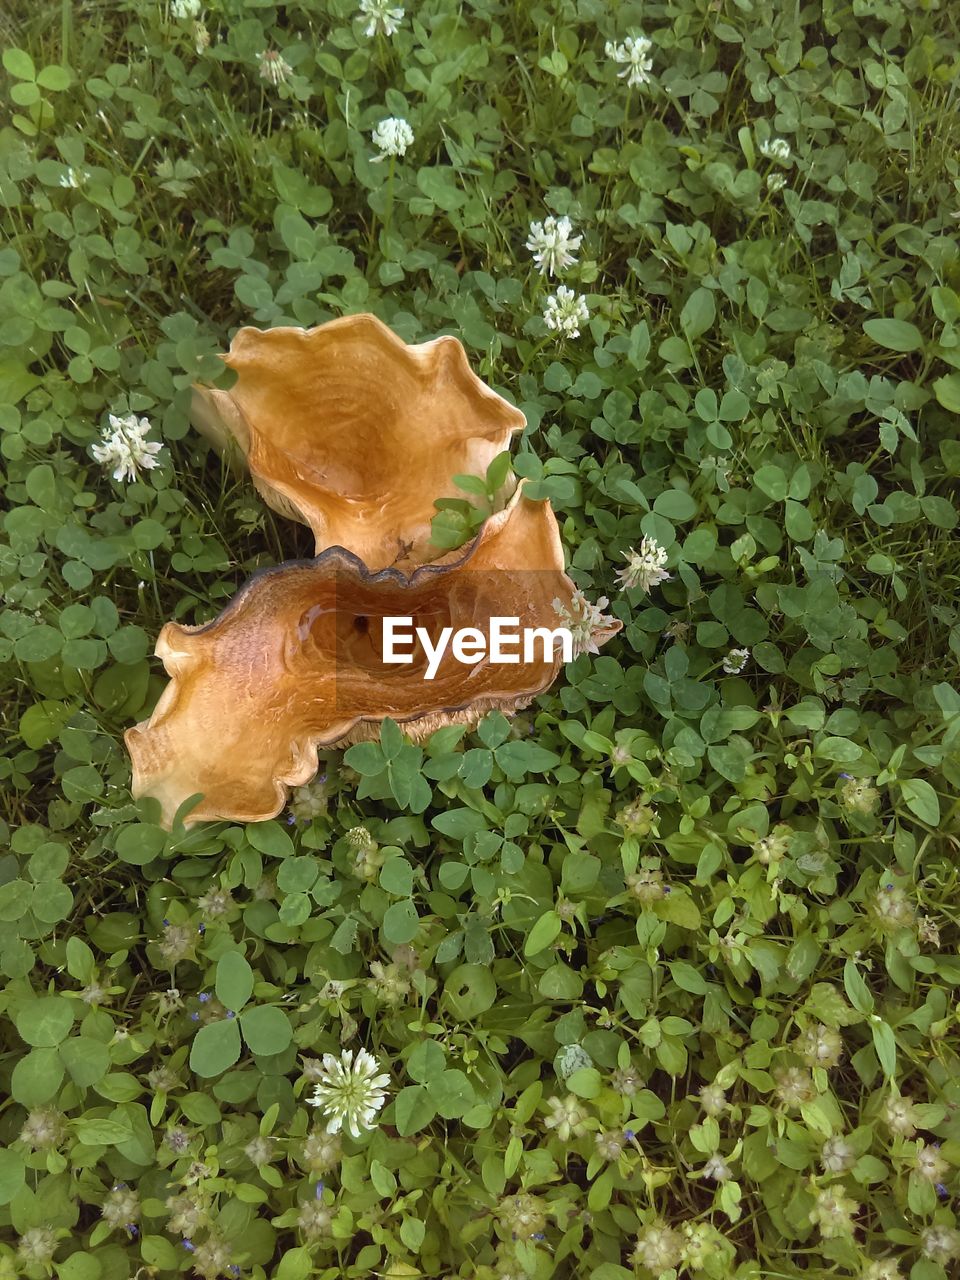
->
[190,1018,242,1078]
[240,1005,292,1056]
[216,951,254,1012]
[863,318,924,353]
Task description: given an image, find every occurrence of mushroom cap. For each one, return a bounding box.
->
[190,314,525,570]
[125,488,621,827]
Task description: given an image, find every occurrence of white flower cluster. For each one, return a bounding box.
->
[552,589,618,658]
[372,115,415,158]
[542,285,590,339]
[171,0,201,18]
[604,33,654,87]
[308,1048,390,1137]
[759,136,791,163]
[722,647,750,675]
[616,537,671,593]
[91,413,164,484]
[257,50,293,86]
[526,214,582,277]
[358,0,404,38]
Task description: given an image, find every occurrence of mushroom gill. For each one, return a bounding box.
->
[189,313,525,570]
[125,489,621,827]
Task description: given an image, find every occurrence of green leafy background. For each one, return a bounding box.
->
[2,0,960,1278]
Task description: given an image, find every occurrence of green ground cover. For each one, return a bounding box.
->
[2,0,960,1277]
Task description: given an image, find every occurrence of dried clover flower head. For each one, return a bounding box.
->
[681,1222,723,1270]
[543,1094,590,1141]
[595,1130,626,1161]
[753,824,792,864]
[197,886,235,918]
[918,915,941,946]
[497,1192,547,1235]
[632,1220,684,1273]
[610,1065,643,1097]
[16,1227,59,1267]
[369,960,412,1006]
[155,988,184,1016]
[702,1154,732,1181]
[244,1135,276,1166]
[165,1191,208,1236]
[699,1083,727,1116]
[290,776,329,822]
[914,1143,948,1183]
[869,881,916,933]
[616,798,657,837]
[820,1136,856,1174]
[920,1225,960,1264]
[773,1066,815,1108]
[101,1185,141,1230]
[626,864,666,903]
[809,1187,860,1238]
[840,776,880,815]
[156,921,197,965]
[147,1064,181,1093]
[796,1023,844,1069]
[192,1232,234,1280]
[298,1198,334,1241]
[300,1128,342,1173]
[18,1107,67,1151]
[861,1259,904,1280]
[882,1095,918,1137]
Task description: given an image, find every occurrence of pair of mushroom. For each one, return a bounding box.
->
[125,315,621,827]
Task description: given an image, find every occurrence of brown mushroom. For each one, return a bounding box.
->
[125,487,621,827]
[190,314,525,570]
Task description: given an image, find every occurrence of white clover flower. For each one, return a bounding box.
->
[767,172,787,193]
[543,1094,590,1141]
[921,1225,960,1264]
[542,285,590,339]
[821,1136,856,1174]
[809,1187,860,1239]
[358,0,404,37]
[59,167,87,188]
[308,1048,390,1137]
[595,1130,625,1160]
[257,49,293,86]
[171,0,201,18]
[722,647,750,675]
[861,1261,904,1280]
[604,33,655,87]
[17,1229,59,1267]
[882,1095,918,1137]
[699,1083,727,1116]
[101,1185,141,1231]
[91,413,164,484]
[759,136,791,163]
[552,589,618,658]
[525,215,582,277]
[632,1221,684,1274]
[796,1023,844,1069]
[702,1154,732,1181]
[616,537,671,593]
[914,1143,949,1183]
[194,21,210,54]
[371,116,414,159]
[773,1066,815,1108]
